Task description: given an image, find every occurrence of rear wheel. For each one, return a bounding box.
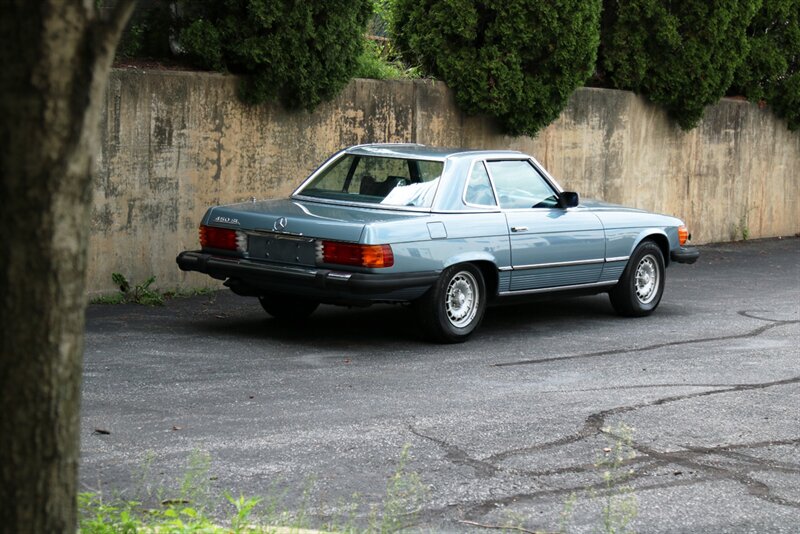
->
[414,263,486,343]
[259,293,319,320]
[609,240,665,317]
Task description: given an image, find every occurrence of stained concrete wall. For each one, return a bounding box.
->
[89,69,799,293]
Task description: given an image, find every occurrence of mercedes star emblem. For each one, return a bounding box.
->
[273,217,288,232]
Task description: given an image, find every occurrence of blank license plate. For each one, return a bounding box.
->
[249,234,317,265]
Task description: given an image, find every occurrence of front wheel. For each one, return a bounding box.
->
[259,293,319,321]
[414,264,486,343]
[609,240,665,317]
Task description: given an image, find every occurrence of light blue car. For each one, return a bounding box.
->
[177,144,699,342]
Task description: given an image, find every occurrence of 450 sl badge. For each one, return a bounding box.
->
[213,216,240,225]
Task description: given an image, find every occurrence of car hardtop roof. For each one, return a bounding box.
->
[344,143,526,161]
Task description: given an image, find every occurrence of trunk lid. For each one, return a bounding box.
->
[204,198,422,243]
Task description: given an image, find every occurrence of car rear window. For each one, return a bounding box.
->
[297,154,443,208]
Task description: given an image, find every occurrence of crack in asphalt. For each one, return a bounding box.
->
[408,426,499,478]
[491,310,799,368]
[464,466,714,518]
[460,376,800,518]
[630,441,800,510]
[482,376,799,465]
[533,382,764,395]
[706,446,800,474]
[409,311,800,521]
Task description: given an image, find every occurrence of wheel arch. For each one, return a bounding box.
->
[633,231,670,267]
[471,260,499,299]
[442,253,500,298]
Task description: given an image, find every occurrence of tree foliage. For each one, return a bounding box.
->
[180,0,372,110]
[391,0,602,136]
[117,1,176,59]
[602,0,761,130]
[732,0,800,130]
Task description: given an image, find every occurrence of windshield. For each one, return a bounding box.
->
[296,154,443,208]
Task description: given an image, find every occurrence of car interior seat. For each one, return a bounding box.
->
[359,175,406,197]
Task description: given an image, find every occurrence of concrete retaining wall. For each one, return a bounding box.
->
[90,69,799,293]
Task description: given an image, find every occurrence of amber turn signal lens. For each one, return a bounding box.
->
[678,225,689,246]
[361,244,394,268]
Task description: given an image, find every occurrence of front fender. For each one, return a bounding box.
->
[630,229,675,266]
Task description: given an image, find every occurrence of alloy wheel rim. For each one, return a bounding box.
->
[445,271,479,328]
[634,254,659,304]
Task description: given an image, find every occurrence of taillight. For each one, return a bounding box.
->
[199,225,247,252]
[318,241,394,268]
[678,225,689,246]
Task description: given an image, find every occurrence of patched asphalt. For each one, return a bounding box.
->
[80,237,800,532]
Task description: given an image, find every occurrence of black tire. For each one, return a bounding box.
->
[609,240,665,317]
[414,263,486,343]
[258,293,319,320]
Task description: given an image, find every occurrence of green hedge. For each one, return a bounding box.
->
[180,0,372,110]
[733,0,799,130]
[116,1,175,59]
[601,0,761,130]
[391,0,601,136]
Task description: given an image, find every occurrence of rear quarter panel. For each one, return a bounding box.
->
[362,212,511,274]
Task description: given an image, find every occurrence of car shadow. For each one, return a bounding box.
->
[189,302,426,345]
[184,293,620,345]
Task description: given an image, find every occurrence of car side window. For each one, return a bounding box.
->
[464,161,497,207]
[487,160,560,209]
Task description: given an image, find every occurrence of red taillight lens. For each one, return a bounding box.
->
[320,241,394,268]
[678,225,689,246]
[200,225,239,251]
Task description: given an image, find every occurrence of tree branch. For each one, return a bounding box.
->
[94,0,136,67]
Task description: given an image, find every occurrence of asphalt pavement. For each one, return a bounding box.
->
[80,237,800,532]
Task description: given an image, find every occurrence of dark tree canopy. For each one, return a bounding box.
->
[180,0,372,110]
[391,0,602,136]
[602,0,761,130]
[732,0,800,130]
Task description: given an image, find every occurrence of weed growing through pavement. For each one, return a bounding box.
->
[593,423,639,534]
[179,450,213,506]
[733,216,750,241]
[491,425,638,534]
[367,445,427,533]
[79,445,428,533]
[559,492,578,533]
[90,273,164,306]
[91,272,217,306]
[80,432,641,533]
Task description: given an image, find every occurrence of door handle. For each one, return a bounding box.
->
[511,226,528,232]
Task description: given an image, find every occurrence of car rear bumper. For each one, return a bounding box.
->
[670,246,700,264]
[176,251,439,302]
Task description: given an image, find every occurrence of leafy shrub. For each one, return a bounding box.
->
[732,0,800,130]
[116,1,176,59]
[354,39,404,79]
[601,0,761,130]
[179,0,373,110]
[94,273,165,306]
[390,0,602,136]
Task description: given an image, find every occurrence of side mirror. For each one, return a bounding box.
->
[560,191,579,208]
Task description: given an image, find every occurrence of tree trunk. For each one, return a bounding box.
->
[0,1,134,531]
